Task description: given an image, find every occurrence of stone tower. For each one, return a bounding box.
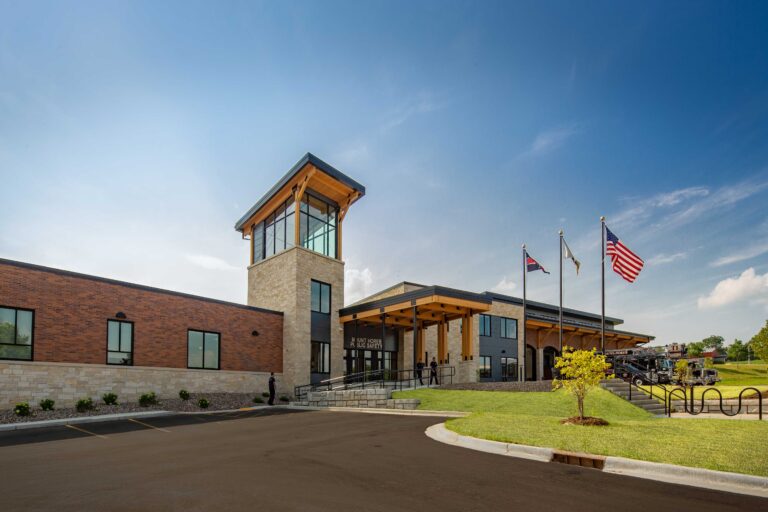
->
[234,153,365,394]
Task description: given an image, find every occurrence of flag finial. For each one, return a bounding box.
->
[600,216,605,222]
[522,243,526,249]
[558,229,563,236]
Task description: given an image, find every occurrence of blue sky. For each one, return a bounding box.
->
[2,1,768,345]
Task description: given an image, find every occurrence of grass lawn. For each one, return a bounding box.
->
[716,362,768,386]
[394,388,768,477]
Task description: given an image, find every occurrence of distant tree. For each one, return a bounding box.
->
[727,339,748,362]
[552,348,612,420]
[701,335,725,352]
[686,342,705,358]
[749,321,768,369]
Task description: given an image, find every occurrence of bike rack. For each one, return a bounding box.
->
[666,385,763,420]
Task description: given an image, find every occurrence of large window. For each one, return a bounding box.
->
[311,341,330,374]
[478,355,492,378]
[500,317,518,339]
[107,320,133,365]
[501,357,517,381]
[188,330,220,370]
[300,193,337,258]
[479,314,492,337]
[311,280,331,314]
[264,199,296,258]
[0,306,34,361]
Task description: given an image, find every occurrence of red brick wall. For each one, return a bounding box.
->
[0,260,283,372]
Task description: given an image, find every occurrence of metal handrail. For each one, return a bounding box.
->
[294,365,455,399]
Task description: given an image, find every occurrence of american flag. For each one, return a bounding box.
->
[605,227,644,283]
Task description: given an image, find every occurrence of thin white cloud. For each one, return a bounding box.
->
[184,254,239,272]
[381,93,443,132]
[647,252,687,266]
[711,240,768,267]
[345,265,374,305]
[521,124,579,157]
[491,276,517,294]
[697,268,768,309]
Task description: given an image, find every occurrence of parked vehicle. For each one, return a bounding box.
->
[604,348,719,387]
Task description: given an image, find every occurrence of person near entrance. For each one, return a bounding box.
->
[416,360,425,385]
[268,372,276,406]
[429,357,439,385]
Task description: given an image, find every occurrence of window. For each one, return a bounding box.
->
[311,341,330,374]
[501,357,518,381]
[188,330,220,370]
[311,280,331,314]
[107,320,133,365]
[478,356,492,378]
[0,306,34,361]
[479,314,492,337]
[500,317,518,339]
[263,199,296,258]
[300,192,337,258]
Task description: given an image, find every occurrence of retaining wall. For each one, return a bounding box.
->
[305,388,420,410]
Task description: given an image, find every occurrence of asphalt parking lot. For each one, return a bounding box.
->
[0,409,764,511]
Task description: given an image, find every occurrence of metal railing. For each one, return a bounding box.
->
[295,366,455,400]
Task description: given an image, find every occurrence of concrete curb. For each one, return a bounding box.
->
[425,422,768,498]
[0,410,174,431]
[288,405,468,418]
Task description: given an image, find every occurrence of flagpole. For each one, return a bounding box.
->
[600,216,606,353]
[558,229,563,353]
[521,243,527,382]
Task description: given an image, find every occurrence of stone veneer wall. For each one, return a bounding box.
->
[304,388,420,410]
[248,246,344,395]
[439,380,553,392]
[0,360,277,410]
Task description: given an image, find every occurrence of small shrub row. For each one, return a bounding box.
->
[139,392,158,407]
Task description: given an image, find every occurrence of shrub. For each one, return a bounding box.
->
[76,397,95,412]
[139,392,158,407]
[102,392,118,406]
[279,396,290,403]
[179,389,190,401]
[253,396,264,404]
[14,402,30,417]
[261,392,270,398]
[197,398,210,409]
[39,398,55,411]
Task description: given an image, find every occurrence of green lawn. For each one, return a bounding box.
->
[716,362,768,386]
[394,388,768,477]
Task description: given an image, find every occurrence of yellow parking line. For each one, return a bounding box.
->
[66,424,108,439]
[128,418,171,433]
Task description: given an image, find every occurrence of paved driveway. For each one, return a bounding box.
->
[0,409,764,511]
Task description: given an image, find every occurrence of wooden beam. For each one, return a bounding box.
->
[437,321,447,364]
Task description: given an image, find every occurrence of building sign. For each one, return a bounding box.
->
[344,323,398,352]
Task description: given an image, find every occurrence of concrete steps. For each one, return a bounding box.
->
[601,380,666,416]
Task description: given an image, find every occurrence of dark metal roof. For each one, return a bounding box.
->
[483,291,623,325]
[0,258,283,316]
[234,153,366,232]
[340,285,492,317]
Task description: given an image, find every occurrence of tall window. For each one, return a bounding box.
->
[478,356,492,378]
[479,314,492,337]
[311,341,330,374]
[500,318,518,339]
[188,330,220,370]
[300,193,337,258]
[107,320,133,365]
[501,357,517,381]
[311,280,331,314]
[264,199,295,258]
[0,306,34,361]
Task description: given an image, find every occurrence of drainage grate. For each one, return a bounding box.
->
[551,450,606,470]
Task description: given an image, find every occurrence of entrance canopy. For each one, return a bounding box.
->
[526,317,653,346]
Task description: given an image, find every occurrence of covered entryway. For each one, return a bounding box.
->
[525,345,537,381]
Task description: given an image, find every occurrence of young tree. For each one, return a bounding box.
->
[674,359,690,384]
[727,339,747,362]
[552,348,612,420]
[749,320,768,367]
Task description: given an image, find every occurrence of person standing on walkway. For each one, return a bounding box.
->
[429,357,439,385]
[268,372,276,406]
[416,360,425,385]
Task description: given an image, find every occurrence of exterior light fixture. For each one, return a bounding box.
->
[252,330,259,336]
[116,312,127,319]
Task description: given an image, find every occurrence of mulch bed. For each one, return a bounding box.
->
[560,416,610,426]
[0,393,280,425]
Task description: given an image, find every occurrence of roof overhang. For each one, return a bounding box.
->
[526,317,653,345]
[235,153,366,234]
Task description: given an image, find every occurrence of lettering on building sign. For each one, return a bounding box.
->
[349,337,383,350]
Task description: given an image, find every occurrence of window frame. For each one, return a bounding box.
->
[479,355,492,378]
[500,317,518,339]
[310,280,331,314]
[299,191,338,259]
[500,356,518,380]
[106,319,134,366]
[186,329,221,370]
[479,314,492,337]
[0,305,35,361]
[310,340,331,374]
